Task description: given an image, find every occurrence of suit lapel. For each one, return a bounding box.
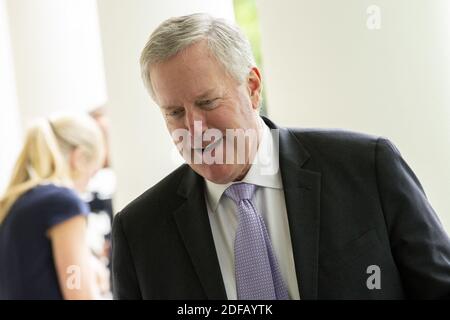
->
[173,168,227,299]
[264,117,321,300]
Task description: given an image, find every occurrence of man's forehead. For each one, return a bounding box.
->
[194,88,218,99]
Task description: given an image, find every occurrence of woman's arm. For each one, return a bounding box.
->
[47,215,99,300]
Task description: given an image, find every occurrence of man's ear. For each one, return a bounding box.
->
[247,67,262,110]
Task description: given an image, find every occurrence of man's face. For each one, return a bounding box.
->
[150,41,262,184]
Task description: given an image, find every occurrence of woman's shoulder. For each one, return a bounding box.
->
[31,184,90,227]
[31,183,87,211]
[16,183,85,213]
[6,183,90,229]
[32,183,80,202]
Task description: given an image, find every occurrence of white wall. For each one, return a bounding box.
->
[6,0,107,127]
[0,0,21,193]
[257,0,450,231]
[96,0,235,211]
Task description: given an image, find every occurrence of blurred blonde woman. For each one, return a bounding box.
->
[0,113,108,299]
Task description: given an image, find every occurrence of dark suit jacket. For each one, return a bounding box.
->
[112,117,450,299]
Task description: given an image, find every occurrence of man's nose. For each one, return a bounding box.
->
[185,108,208,143]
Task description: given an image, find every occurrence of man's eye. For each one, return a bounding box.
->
[198,98,218,108]
[200,100,212,105]
[167,109,184,118]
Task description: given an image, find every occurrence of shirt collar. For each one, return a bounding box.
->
[204,118,282,212]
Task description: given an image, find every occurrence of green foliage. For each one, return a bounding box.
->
[233,0,262,67]
[233,0,267,115]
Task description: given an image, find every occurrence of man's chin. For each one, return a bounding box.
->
[190,163,239,185]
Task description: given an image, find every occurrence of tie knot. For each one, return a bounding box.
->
[224,183,256,204]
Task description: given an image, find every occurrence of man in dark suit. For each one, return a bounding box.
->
[112,13,450,299]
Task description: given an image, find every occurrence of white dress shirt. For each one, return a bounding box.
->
[204,119,301,300]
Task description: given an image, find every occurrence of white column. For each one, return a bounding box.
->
[257,0,450,231]
[0,0,21,193]
[6,0,107,127]
[96,0,235,210]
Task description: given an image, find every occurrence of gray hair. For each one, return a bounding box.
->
[140,13,256,99]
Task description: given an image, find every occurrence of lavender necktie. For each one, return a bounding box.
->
[224,182,289,300]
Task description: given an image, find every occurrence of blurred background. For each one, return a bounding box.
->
[1,0,449,235]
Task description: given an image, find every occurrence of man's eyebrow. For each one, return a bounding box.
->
[194,89,216,100]
[160,90,218,109]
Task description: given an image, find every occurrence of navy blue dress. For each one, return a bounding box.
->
[0,184,89,299]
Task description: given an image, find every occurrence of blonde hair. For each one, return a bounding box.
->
[0,113,105,224]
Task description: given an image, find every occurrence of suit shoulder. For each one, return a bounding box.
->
[289,127,379,146]
[284,127,388,169]
[288,127,382,154]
